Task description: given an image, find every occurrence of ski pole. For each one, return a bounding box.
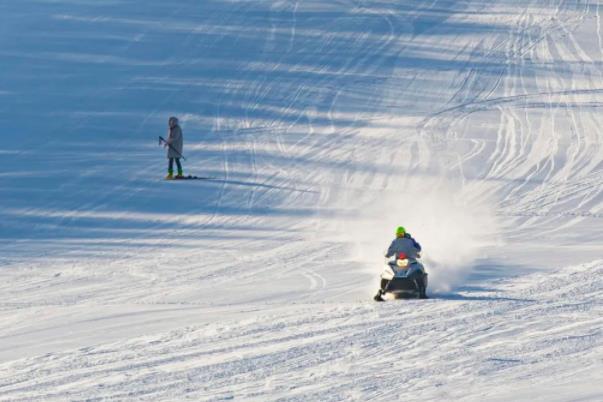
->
[159,136,186,160]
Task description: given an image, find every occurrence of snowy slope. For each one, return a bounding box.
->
[1,0,602,400]
[1,261,601,400]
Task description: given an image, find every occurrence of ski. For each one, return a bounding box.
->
[165,175,214,181]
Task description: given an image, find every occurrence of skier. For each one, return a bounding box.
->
[164,116,184,179]
[374,226,427,301]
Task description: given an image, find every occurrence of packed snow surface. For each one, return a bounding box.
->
[1,0,602,400]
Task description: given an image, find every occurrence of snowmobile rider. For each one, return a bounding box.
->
[164,116,184,179]
[374,226,427,300]
[386,226,422,260]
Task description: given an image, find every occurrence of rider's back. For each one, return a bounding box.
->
[386,236,421,260]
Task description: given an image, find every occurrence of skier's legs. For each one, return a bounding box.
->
[175,158,183,176]
[168,158,174,174]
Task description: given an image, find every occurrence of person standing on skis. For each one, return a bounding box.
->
[164,116,184,179]
[374,226,427,301]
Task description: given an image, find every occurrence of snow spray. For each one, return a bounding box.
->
[335,176,501,293]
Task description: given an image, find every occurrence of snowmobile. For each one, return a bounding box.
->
[374,252,428,301]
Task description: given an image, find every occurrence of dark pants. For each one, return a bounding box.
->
[168,158,183,174]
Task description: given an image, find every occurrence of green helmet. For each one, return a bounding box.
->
[396,226,406,237]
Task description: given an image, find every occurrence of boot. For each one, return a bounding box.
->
[373,290,384,302]
[166,169,173,180]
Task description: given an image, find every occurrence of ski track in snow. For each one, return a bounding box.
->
[0,0,602,400]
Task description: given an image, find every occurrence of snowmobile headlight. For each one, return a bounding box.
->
[396,258,409,268]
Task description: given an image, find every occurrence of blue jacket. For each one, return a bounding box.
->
[385,234,422,259]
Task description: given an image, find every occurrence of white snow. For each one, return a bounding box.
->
[1,0,602,400]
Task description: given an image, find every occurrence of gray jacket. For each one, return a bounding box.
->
[166,117,183,159]
[385,236,421,260]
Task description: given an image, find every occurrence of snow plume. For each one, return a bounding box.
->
[337,177,501,293]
